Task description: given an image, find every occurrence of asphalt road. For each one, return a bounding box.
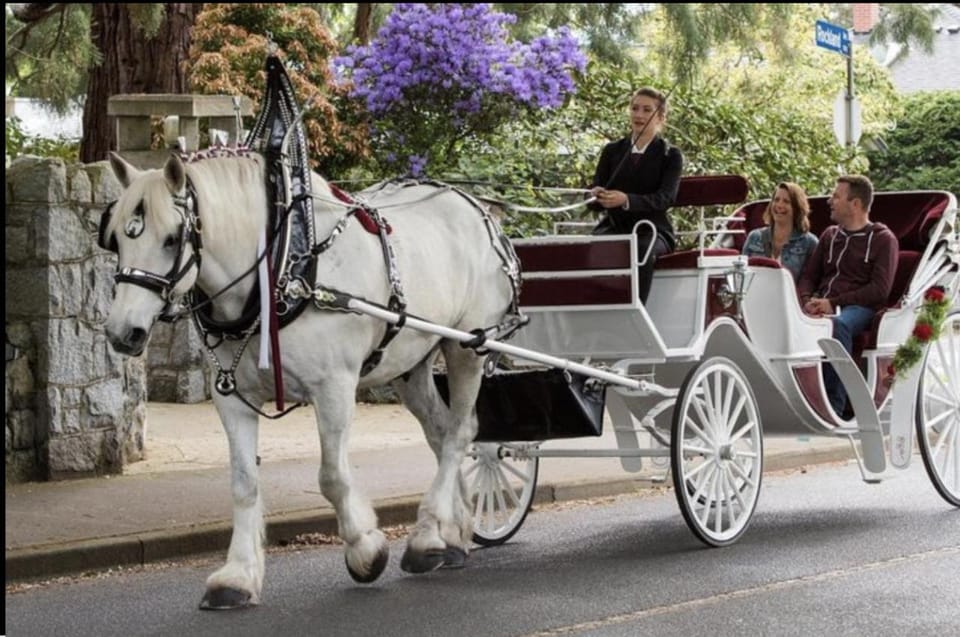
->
[6,461,959,637]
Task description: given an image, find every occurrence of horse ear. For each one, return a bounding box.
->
[109,152,141,188]
[163,153,187,194]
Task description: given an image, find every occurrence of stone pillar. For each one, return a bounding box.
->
[5,157,147,481]
[107,94,253,169]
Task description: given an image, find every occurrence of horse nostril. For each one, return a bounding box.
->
[129,327,147,348]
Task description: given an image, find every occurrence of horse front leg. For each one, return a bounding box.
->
[400,345,482,573]
[200,395,264,610]
[315,378,389,583]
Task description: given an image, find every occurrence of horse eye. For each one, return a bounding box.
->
[163,235,177,249]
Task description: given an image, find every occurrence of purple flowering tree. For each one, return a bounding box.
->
[334,3,585,177]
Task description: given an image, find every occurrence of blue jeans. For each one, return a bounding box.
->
[824,305,876,416]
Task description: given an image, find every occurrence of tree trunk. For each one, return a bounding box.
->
[353,3,374,45]
[80,3,200,163]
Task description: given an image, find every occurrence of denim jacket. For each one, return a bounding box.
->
[742,227,819,282]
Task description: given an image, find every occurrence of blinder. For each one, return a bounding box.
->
[98,201,119,253]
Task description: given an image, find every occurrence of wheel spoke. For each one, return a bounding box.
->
[726,394,747,437]
[709,370,723,428]
[721,374,737,434]
[925,408,955,432]
[723,466,747,512]
[492,469,509,522]
[729,416,756,444]
[476,469,491,529]
[697,467,720,527]
[462,460,480,480]
[684,458,712,480]
[685,415,714,447]
[683,445,715,456]
[494,463,522,509]
[729,457,758,487]
[931,419,956,460]
[500,459,529,481]
[691,460,717,509]
[714,472,724,534]
[927,357,959,404]
[941,421,958,483]
[924,389,956,407]
[485,469,497,532]
[691,395,717,445]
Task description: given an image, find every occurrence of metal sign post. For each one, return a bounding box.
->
[816,19,859,147]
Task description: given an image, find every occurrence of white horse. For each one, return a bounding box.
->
[101,151,517,609]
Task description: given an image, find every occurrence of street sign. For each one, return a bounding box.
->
[815,20,851,56]
[833,88,862,146]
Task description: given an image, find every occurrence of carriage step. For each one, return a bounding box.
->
[818,338,886,476]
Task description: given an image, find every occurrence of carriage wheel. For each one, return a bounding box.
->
[916,311,960,507]
[671,356,763,547]
[462,442,539,546]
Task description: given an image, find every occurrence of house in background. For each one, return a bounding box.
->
[5,96,83,140]
[853,2,960,93]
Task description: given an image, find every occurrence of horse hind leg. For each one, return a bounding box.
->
[314,378,389,583]
[200,397,265,610]
[395,344,482,573]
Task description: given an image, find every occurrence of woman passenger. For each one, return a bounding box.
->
[742,182,818,282]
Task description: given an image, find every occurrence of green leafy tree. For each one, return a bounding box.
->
[7,3,199,162]
[866,91,960,197]
[188,3,368,174]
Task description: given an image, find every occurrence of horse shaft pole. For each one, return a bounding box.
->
[348,299,643,391]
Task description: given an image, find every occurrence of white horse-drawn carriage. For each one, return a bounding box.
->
[96,55,959,608]
[460,175,960,549]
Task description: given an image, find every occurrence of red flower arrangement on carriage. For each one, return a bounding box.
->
[887,285,952,381]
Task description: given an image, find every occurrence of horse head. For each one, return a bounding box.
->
[102,152,202,355]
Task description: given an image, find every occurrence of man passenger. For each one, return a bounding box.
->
[797,175,898,418]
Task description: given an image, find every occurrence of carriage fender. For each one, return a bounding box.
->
[698,317,829,437]
[700,317,765,372]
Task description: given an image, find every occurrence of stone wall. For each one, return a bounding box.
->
[5,156,147,482]
[146,321,210,403]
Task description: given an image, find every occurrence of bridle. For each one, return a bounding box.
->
[98,183,204,323]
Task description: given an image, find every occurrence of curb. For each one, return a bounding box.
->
[5,445,855,583]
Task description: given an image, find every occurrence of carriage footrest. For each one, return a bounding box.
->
[434,369,606,442]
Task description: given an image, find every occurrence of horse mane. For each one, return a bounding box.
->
[184,154,268,246]
[107,154,270,251]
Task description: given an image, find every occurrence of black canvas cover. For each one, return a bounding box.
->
[435,369,606,442]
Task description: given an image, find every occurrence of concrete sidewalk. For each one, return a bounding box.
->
[5,401,856,582]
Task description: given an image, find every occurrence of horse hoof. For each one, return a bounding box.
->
[400,546,445,574]
[346,544,389,583]
[441,546,467,569]
[199,587,253,610]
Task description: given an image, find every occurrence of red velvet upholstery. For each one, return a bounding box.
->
[515,240,632,272]
[747,256,782,269]
[854,250,922,353]
[674,175,750,207]
[520,275,632,307]
[656,249,739,269]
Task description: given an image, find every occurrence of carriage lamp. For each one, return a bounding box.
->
[717,257,754,320]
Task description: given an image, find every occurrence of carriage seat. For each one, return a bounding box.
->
[514,237,636,307]
[514,174,750,306]
[726,190,951,355]
[652,174,750,270]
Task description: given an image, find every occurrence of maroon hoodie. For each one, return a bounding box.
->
[797,222,899,310]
